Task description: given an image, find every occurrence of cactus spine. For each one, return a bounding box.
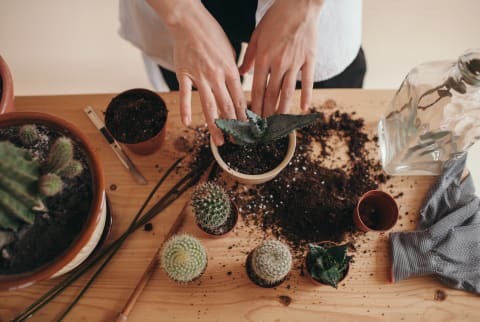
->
[191,182,231,232]
[249,240,292,286]
[58,160,83,178]
[45,137,74,173]
[39,173,63,196]
[161,234,207,283]
[19,124,39,146]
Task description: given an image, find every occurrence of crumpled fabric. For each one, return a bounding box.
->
[390,154,480,294]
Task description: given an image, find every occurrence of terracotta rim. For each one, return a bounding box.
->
[0,112,105,290]
[210,131,296,185]
[0,55,15,114]
[353,190,399,232]
[304,241,350,286]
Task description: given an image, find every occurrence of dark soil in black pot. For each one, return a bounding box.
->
[105,88,168,144]
[217,136,289,175]
[0,125,93,274]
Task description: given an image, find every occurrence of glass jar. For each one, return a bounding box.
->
[378,49,480,175]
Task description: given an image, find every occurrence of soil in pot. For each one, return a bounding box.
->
[105,89,168,144]
[0,125,93,274]
[217,136,289,175]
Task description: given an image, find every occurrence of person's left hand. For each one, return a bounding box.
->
[239,0,323,117]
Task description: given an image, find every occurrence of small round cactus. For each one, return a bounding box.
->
[161,234,207,283]
[58,160,83,178]
[19,124,39,146]
[38,173,63,196]
[191,182,231,233]
[45,137,74,173]
[248,240,292,287]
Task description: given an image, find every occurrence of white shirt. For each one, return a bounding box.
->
[119,0,362,82]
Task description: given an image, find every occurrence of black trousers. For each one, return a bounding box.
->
[159,0,366,90]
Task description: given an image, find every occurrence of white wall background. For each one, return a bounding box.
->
[1,0,479,95]
[1,0,480,186]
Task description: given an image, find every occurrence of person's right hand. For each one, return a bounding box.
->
[148,0,247,146]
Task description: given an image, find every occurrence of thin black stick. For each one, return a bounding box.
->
[12,157,186,322]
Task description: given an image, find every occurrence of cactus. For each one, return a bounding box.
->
[306,243,352,288]
[249,240,292,286]
[39,173,63,196]
[58,160,83,178]
[19,124,39,146]
[191,182,231,232]
[215,109,321,145]
[45,137,74,173]
[161,234,207,283]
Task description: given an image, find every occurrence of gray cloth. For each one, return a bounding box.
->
[390,154,480,294]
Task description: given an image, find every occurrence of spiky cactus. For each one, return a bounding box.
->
[191,182,231,233]
[161,234,207,283]
[19,124,39,146]
[0,141,44,229]
[45,137,74,173]
[58,160,83,178]
[38,173,63,196]
[249,240,292,287]
[306,243,352,288]
[215,109,321,145]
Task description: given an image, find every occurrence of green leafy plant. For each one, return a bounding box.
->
[249,240,292,286]
[161,234,207,283]
[306,243,352,288]
[191,182,231,233]
[215,109,320,145]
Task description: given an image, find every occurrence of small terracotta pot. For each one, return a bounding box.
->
[210,131,296,185]
[0,55,15,114]
[192,200,239,238]
[353,190,399,232]
[0,112,106,291]
[304,241,350,286]
[105,88,168,155]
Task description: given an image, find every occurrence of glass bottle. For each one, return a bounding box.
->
[378,49,480,175]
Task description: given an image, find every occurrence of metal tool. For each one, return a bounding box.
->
[84,106,148,185]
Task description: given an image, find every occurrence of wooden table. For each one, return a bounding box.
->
[1,90,478,322]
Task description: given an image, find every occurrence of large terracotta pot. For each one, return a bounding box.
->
[0,55,14,114]
[0,112,106,290]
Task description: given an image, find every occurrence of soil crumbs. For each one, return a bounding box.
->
[189,102,387,261]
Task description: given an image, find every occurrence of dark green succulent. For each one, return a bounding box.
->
[215,109,320,145]
[306,243,352,288]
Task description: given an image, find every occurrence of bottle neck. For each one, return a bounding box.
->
[458,49,480,86]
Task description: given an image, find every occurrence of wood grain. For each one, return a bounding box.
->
[0,90,478,322]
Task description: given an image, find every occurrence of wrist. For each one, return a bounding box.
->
[147,0,198,30]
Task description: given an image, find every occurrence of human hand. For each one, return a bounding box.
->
[239,0,323,117]
[148,0,247,146]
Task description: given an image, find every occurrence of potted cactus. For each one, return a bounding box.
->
[246,240,292,288]
[211,110,320,184]
[304,242,352,288]
[161,234,207,283]
[0,54,14,114]
[0,112,106,291]
[190,182,238,237]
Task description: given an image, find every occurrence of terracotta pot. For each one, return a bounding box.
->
[0,112,106,291]
[353,190,399,232]
[304,241,350,286]
[210,131,296,185]
[105,88,168,155]
[191,200,239,238]
[0,55,15,114]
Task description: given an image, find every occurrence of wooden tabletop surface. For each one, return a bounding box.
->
[0,90,478,322]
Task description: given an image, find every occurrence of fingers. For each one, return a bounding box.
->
[277,69,297,114]
[300,60,314,111]
[251,61,269,116]
[238,34,257,75]
[197,81,224,146]
[262,70,282,117]
[226,74,247,120]
[178,74,193,126]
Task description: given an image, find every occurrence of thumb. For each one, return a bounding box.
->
[239,36,257,75]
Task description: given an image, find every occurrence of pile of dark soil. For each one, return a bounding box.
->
[0,125,92,274]
[186,102,387,259]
